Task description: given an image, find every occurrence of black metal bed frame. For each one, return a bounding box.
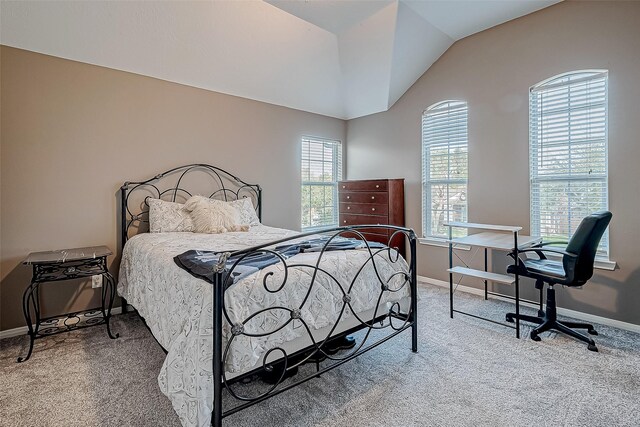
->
[120,164,418,426]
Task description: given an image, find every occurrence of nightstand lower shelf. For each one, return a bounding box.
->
[33,309,110,338]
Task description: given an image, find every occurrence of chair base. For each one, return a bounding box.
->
[506,287,598,352]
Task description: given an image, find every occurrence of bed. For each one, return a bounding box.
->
[117,164,418,427]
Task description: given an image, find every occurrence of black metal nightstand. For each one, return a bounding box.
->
[18,245,119,362]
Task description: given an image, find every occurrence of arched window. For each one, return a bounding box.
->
[422,100,468,239]
[529,70,609,257]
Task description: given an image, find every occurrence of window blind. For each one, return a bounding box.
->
[422,100,468,239]
[301,136,342,231]
[529,70,609,256]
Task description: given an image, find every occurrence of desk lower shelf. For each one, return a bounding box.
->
[447,266,515,285]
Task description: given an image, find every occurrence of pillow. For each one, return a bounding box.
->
[148,198,194,233]
[227,198,260,226]
[184,195,250,234]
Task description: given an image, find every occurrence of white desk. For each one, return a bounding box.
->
[444,222,542,338]
[450,231,542,251]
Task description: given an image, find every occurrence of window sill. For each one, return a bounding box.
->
[524,252,617,271]
[593,258,617,271]
[418,237,471,251]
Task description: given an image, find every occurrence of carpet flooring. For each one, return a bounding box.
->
[1,284,639,427]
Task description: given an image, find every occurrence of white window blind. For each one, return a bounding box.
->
[529,70,609,257]
[422,100,468,239]
[301,136,342,231]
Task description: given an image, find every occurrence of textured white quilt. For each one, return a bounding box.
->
[118,225,410,427]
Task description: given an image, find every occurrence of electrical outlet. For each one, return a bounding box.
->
[91,275,102,288]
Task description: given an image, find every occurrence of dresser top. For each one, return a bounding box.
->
[338,178,404,183]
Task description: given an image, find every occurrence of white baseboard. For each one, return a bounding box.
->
[0,305,130,340]
[418,275,640,334]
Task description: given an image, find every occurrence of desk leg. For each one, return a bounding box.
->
[449,272,454,319]
[515,277,520,339]
[17,280,40,363]
[101,272,119,339]
[484,248,488,300]
[449,236,454,319]
[513,232,520,339]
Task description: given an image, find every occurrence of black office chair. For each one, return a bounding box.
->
[505,211,612,352]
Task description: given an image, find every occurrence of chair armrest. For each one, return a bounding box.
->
[537,240,569,247]
[525,241,570,260]
[518,247,578,259]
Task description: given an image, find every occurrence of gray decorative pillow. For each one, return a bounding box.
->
[227,198,260,226]
[148,198,194,233]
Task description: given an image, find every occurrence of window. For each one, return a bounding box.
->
[301,136,342,231]
[422,100,468,239]
[529,70,609,257]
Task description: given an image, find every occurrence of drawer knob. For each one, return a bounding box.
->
[347,196,350,199]
[371,196,375,200]
[343,220,347,224]
[342,185,346,189]
[376,185,379,188]
[372,208,376,211]
[347,206,351,210]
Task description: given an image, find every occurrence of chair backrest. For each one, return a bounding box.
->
[564,211,612,284]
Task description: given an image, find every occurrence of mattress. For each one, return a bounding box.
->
[117,225,411,427]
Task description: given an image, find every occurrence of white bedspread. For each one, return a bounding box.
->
[117,225,410,427]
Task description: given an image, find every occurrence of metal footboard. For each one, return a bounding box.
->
[210,225,418,426]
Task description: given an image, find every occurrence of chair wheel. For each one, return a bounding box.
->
[530,332,541,342]
[505,314,514,323]
[588,328,598,336]
[587,343,598,352]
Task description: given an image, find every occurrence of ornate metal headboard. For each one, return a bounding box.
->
[120,164,262,248]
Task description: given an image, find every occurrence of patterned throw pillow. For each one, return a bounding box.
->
[184,196,250,234]
[227,198,261,226]
[148,198,194,233]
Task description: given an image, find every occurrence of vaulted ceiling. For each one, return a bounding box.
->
[0,0,559,119]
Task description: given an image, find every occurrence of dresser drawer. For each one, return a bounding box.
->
[339,180,388,192]
[339,191,388,205]
[339,213,389,227]
[339,202,388,216]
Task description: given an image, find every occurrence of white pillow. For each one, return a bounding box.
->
[184,195,250,234]
[148,198,194,233]
[227,198,260,226]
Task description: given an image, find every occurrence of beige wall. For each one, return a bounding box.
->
[347,1,640,325]
[2,1,639,331]
[0,46,346,331]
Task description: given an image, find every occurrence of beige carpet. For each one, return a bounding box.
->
[1,284,639,427]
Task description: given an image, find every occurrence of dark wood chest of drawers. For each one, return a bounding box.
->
[338,179,405,256]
